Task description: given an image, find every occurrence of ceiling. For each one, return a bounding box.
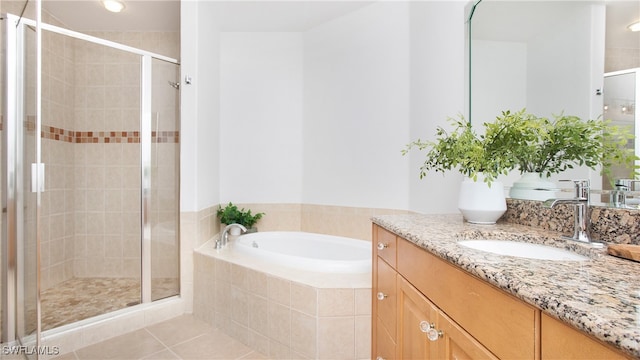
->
[472,0,640,51]
[40,1,373,33]
[605,0,640,49]
[35,0,640,51]
[42,0,181,32]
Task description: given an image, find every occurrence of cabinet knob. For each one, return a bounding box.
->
[377,242,388,250]
[419,320,433,332]
[376,357,386,360]
[427,327,443,341]
[376,292,388,301]
[419,320,443,341]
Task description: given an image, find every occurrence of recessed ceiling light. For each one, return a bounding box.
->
[628,21,640,32]
[102,0,125,13]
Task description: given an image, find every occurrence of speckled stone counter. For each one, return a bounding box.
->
[372,214,640,359]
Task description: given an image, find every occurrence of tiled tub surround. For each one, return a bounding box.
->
[372,214,640,358]
[504,198,640,245]
[193,242,372,360]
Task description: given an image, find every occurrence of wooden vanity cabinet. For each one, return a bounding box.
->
[372,224,539,360]
[372,224,634,360]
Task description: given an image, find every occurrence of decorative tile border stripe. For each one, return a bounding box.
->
[16,121,179,144]
[0,121,179,143]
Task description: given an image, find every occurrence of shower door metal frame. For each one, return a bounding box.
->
[2,12,180,346]
[2,12,20,344]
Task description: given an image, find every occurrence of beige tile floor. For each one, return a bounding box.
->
[53,315,268,360]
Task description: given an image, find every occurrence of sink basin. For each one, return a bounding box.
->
[458,240,588,261]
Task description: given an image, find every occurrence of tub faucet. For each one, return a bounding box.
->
[215,223,247,249]
[542,179,591,243]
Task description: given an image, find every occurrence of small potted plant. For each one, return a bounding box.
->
[403,115,515,224]
[484,109,638,200]
[216,202,265,234]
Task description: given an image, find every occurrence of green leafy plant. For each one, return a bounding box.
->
[216,202,265,228]
[484,109,638,180]
[403,109,638,186]
[402,115,515,185]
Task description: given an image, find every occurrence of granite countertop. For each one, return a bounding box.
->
[372,213,640,359]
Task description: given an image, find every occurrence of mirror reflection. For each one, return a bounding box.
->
[468,0,640,207]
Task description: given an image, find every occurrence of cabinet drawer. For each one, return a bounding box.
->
[376,258,397,339]
[374,225,397,268]
[376,317,396,360]
[397,238,540,360]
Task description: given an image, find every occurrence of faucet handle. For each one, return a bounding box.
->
[615,178,640,191]
[559,179,590,199]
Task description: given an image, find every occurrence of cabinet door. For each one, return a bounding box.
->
[542,314,630,360]
[397,277,440,359]
[438,310,499,360]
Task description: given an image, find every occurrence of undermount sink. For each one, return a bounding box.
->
[458,240,588,261]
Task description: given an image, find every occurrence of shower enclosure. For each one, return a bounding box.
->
[1,11,180,351]
[603,68,639,190]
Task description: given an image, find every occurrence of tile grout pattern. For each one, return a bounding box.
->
[27,277,178,333]
[53,315,270,360]
[193,252,372,360]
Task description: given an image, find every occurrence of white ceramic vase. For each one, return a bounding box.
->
[457,174,507,224]
[509,172,557,201]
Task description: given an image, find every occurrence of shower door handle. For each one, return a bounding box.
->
[31,163,45,193]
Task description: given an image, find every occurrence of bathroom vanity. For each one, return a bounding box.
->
[371,215,639,359]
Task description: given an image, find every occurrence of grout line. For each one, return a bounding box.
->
[234,348,256,360]
[241,350,273,360]
[142,327,184,359]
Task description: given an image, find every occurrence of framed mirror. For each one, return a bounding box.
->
[468,0,640,206]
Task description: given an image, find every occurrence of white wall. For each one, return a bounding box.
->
[180,1,221,212]
[219,33,304,203]
[527,4,595,120]
[303,2,411,209]
[471,40,527,123]
[182,1,469,214]
[408,1,467,214]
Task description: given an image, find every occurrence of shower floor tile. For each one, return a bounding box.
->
[39,277,178,331]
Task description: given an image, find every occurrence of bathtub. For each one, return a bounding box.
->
[234,231,371,274]
[194,231,372,359]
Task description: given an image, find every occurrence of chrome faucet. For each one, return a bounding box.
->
[543,179,591,243]
[610,179,640,208]
[215,223,247,249]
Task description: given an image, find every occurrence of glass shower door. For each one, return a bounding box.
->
[37,32,145,330]
[603,69,638,191]
[150,58,179,301]
[1,13,39,350]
